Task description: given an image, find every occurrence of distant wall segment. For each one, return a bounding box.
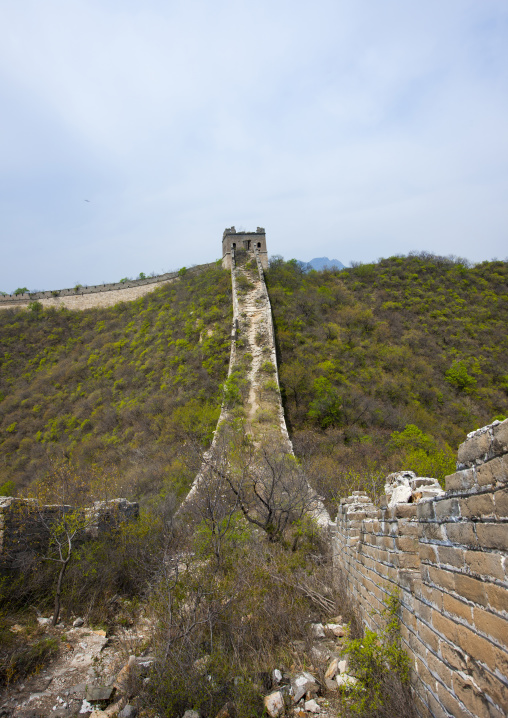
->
[0,262,217,312]
[333,418,508,718]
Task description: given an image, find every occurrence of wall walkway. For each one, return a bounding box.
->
[184,247,329,526]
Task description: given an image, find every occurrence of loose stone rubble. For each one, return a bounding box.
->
[384,470,444,506]
[0,615,152,718]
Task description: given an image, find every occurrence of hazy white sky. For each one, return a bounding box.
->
[1,0,507,292]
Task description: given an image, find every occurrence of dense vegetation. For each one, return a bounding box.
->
[266,253,508,506]
[0,263,232,498]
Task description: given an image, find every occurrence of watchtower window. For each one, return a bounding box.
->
[244,240,251,250]
[257,242,261,248]
[232,242,236,248]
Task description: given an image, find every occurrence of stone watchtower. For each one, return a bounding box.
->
[222,227,268,270]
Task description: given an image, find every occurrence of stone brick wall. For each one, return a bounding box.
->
[332,418,508,718]
[0,262,216,312]
[0,496,139,571]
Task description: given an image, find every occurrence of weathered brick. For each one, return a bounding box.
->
[440,639,468,671]
[413,655,435,696]
[399,569,418,591]
[428,565,456,592]
[471,665,508,717]
[418,583,444,610]
[443,592,473,623]
[399,521,419,536]
[455,623,508,676]
[420,523,446,542]
[433,611,459,643]
[395,536,418,552]
[438,544,465,569]
[426,649,453,686]
[473,606,508,645]
[492,419,508,457]
[485,582,508,613]
[460,493,495,519]
[397,553,420,570]
[437,679,477,718]
[476,455,508,487]
[452,673,491,718]
[454,573,488,606]
[393,503,418,519]
[493,487,508,518]
[445,521,478,547]
[415,598,433,624]
[424,692,450,718]
[464,549,504,580]
[417,500,435,521]
[475,523,508,551]
[426,690,450,718]
[486,702,507,718]
[434,497,460,520]
[416,620,440,653]
[446,468,476,492]
[458,432,491,467]
[419,543,438,563]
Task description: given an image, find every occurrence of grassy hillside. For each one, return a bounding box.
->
[266,253,508,505]
[0,263,232,498]
[2,251,507,510]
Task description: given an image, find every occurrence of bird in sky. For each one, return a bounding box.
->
[84,199,90,202]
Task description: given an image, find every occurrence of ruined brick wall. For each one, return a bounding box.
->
[332,418,508,718]
[0,262,216,312]
[0,497,139,571]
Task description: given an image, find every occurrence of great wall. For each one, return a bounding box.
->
[1,228,507,717]
[333,420,508,718]
[0,264,216,311]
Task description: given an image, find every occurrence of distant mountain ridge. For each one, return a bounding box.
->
[297,257,345,271]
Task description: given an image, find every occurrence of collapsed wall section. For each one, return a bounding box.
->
[0,497,139,571]
[333,418,508,718]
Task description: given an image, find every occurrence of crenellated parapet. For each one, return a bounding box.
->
[0,262,217,311]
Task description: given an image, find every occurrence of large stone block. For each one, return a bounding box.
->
[443,592,473,623]
[460,493,495,519]
[486,582,508,613]
[493,487,508,517]
[444,522,478,547]
[492,419,508,457]
[458,431,492,467]
[475,523,508,551]
[437,544,465,569]
[473,606,508,645]
[464,549,504,580]
[445,468,476,492]
[434,497,460,520]
[476,455,508,487]
[454,573,488,606]
[451,673,491,718]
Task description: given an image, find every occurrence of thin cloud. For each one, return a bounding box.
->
[0,0,507,291]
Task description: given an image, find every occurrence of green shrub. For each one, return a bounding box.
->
[341,591,415,717]
[0,481,15,496]
[445,360,477,392]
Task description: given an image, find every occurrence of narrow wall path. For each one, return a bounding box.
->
[184,247,330,527]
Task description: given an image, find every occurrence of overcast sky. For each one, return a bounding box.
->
[1,1,507,292]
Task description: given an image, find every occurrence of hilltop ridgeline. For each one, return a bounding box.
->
[265,253,508,507]
[0,262,232,495]
[1,252,507,505]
